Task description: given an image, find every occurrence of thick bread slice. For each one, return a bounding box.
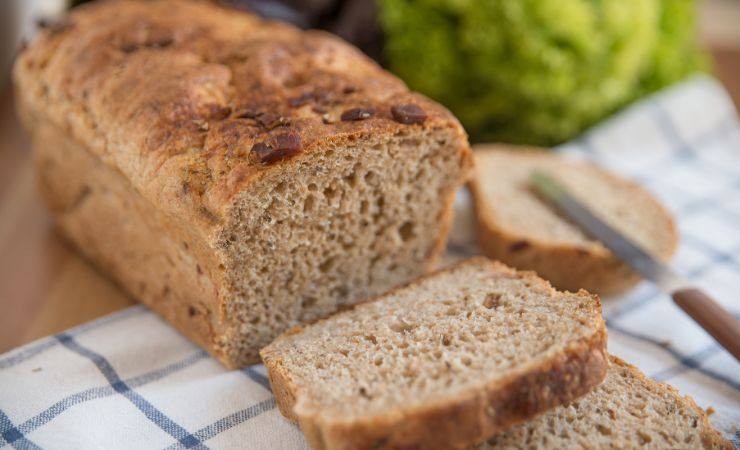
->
[469,145,677,296]
[479,356,731,449]
[14,0,471,368]
[261,257,608,450]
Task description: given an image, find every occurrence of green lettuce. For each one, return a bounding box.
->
[378,0,706,145]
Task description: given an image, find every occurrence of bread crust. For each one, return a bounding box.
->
[15,0,471,367]
[261,258,609,450]
[33,115,230,362]
[469,146,678,297]
[14,0,468,223]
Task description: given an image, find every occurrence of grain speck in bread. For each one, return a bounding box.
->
[261,257,608,450]
[469,145,677,296]
[14,0,472,368]
[479,356,731,449]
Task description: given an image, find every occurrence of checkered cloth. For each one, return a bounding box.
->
[1,75,739,449]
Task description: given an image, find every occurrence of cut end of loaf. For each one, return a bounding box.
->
[261,257,608,450]
[215,127,471,366]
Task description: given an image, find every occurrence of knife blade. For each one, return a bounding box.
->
[530,170,740,360]
[529,171,687,291]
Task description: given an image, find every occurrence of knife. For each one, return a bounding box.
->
[530,171,740,360]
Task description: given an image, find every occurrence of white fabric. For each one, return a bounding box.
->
[1,75,738,449]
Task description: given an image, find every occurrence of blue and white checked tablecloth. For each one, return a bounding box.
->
[1,75,739,449]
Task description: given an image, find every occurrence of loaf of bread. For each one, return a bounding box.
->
[479,356,730,449]
[261,257,608,450]
[14,0,472,368]
[469,145,677,296]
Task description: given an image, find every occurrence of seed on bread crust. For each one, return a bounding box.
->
[120,36,174,53]
[250,142,272,161]
[341,108,374,121]
[257,113,290,130]
[234,107,261,119]
[251,132,302,164]
[391,104,427,125]
[288,92,314,107]
[208,105,232,120]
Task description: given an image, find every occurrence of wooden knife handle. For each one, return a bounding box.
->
[672,287,740,360]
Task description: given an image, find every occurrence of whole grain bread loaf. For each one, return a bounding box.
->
[478,356,731,450]
[261,257,608,450]
[469,145,677,296]
[14,0,472,368]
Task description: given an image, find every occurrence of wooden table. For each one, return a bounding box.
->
[1,33,739,356]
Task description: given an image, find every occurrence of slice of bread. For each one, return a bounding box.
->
[469,145,678,296]
[478,356,731,449]
[261,257,608,450]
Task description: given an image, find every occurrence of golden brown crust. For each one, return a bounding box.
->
[14,0,467,226]
[469,145,678,297]
[472,219,641,296]
[33,114,232,364]
[261,258,609,450]
[266,358,302,422]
